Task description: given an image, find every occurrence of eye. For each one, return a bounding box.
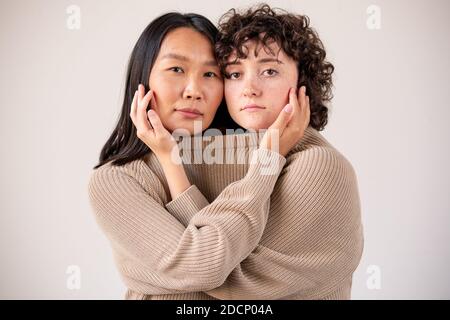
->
[169,67,184,73]
[226,72,241,80]
[204,71,218,78]
[262,69,278,76]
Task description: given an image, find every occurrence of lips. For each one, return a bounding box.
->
[241,104,265,112]
[176,107,203,118]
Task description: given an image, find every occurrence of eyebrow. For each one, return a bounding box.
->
[160,53,218,67]
[225,57,283,67]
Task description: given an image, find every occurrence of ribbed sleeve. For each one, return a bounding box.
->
[120,145,364,299]
[88,148,286,293]
[165,185,209,227]
[204,146,364,299]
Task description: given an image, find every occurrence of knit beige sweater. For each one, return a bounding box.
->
[88,126,364,300]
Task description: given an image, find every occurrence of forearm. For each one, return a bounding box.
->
[88,148,286,294]
[164,147,364,299]
[157,153,191,201]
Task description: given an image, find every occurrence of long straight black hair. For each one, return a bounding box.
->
[93,12,238,169]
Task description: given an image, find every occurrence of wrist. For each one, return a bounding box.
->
[155,144,180,164]
[157,152,179,168]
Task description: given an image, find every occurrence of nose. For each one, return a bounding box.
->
[242,76,262,98]
[183,77,203,101]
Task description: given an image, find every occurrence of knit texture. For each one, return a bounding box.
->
[88,127,364,300]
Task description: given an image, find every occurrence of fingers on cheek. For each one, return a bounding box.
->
[130,93,138,120]
[134,91,139,109]
[291,90,297,104]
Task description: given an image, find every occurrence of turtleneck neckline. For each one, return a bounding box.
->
[174,126,319,150]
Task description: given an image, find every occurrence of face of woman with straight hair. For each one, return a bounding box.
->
[148,27,223,134]
[94,12,230,169]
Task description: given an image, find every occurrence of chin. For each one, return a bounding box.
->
[170,119,210,136]
[240,120,269,131]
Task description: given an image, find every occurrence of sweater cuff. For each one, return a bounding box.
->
[247,148,287,178]
[165,185,210,227]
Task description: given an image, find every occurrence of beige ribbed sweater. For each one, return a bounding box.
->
[88,127,364,300]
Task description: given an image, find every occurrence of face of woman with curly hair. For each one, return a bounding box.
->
[223,39,298,130]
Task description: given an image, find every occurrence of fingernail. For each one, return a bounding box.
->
[284,104,293,113]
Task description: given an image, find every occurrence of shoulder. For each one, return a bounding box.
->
[88,156,168,204]
[88,159,141,189]
[274,130,361,222]
[287,145,356,179]
[281,129,360,198]
[285,127,357,178]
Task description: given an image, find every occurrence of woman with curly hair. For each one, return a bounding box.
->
[216,5,333,132]
[204,5,364,299]
[88,4,363,300]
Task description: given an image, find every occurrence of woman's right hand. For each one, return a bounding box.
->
[130,84,178,159]
[260,86,311,156]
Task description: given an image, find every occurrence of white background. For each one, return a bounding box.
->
[1,0,449,299]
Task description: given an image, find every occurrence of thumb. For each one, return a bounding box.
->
[269,103,293,131]
[147,110,164,136]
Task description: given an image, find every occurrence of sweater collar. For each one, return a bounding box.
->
[180,125,320,150]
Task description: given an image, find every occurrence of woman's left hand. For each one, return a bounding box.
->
[130,84,177,158]
[260,86,310,156]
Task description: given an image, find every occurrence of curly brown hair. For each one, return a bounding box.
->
[215,4,334,131]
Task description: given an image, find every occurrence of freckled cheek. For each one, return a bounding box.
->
[264,80,291,109]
